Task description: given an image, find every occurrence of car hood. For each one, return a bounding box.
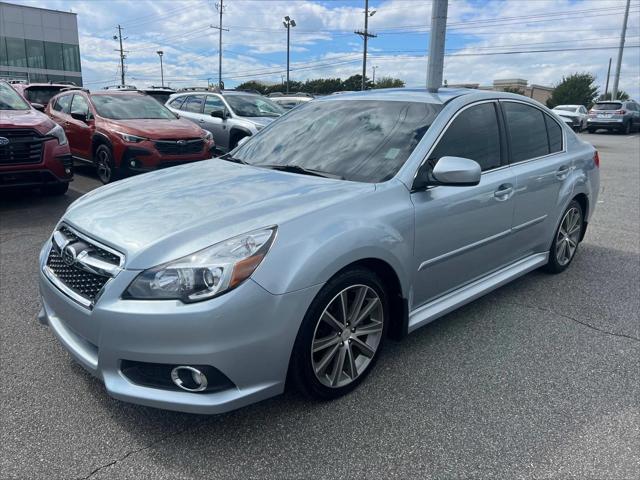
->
[63,160,373,269]
[0,108,54,134]
[104,118,204,139]
[555,111,579,119]
[243,116,278,127]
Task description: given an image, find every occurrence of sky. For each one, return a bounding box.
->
[9,0,640,98]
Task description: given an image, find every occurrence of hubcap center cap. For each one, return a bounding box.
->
[340,329,351,342]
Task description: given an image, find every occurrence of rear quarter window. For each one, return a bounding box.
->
[544,115,563,154]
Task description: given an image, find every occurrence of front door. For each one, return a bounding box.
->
[67,94,93,159]
[411,101,517,308]
[202,94,229,151]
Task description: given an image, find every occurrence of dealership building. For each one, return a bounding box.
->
[0,1,82,85]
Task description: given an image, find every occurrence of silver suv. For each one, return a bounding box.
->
[166,90,284,153]
[39,89,599,414]
[587,99,640,134]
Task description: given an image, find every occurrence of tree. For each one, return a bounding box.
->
[502,86,525,95]
[373,77,405,89]
[235,81,269,94]
[598,90,630,101]
[546,73,599,108]
[341,74,372,91]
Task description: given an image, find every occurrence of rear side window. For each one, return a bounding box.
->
[183,95,204,113]
[503,102,549,162]
[430,102,502,172]
[168,96,186,109]
[53,95,72,113]
[544,115,563,153]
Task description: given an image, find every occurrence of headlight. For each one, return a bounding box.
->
[46,124,68,146]
[116,131,147,143]
[125,227,277,302]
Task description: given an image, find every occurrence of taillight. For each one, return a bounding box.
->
[615,109,626,114]
[593,151,600,168]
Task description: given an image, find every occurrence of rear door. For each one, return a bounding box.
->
[502,100,568,257]
[411,101,516,307]
[178,95,205,125]
[66,94,93,159]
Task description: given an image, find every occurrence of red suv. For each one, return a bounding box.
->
[46,90,215,183]
[0,81,73,195]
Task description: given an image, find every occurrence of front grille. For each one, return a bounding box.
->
[46,248,109,301]
[0,129,46,165]
[154,138,204,156]
[45,225,124,307]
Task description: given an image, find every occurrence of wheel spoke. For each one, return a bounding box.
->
[348,286,368,324]
[354,320,383,337]
[568,223,581,235]
[321,311,343,332]
[353,297,380,327]
[346,344,358,379]
[313,334,341,353]
[567,238,577,249]
[351,337,375,358]
[329,347,347,386]
[315,343,340,376]
[339,291,349,324]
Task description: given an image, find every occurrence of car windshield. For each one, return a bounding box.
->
[91,94,177,119]
[231,99,442,183]
[224,94,285,117]
[24,86,66,105]
[554,106,578,112]
[0,82,30,110]
[593,102,622,111]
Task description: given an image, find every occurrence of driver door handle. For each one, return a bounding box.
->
[494,184,513,201]
[556,165,571,180]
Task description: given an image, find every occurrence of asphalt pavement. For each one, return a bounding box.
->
[1,132,638,480]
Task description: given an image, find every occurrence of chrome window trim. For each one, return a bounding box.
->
[411,99,502,189]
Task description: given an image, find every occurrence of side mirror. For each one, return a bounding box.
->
[414,156,481,190]
[31,102,45,112]
[70,111,88,122]
[211,108,229,119]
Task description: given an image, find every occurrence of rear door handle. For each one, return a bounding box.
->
[494,184,513,201]
[556,165,571,179]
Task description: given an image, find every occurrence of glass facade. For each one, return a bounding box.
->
[0,36,81,82]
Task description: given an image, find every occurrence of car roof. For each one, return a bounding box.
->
[554,104,581,108]
[314,88,479,105]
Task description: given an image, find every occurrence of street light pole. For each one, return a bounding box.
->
[427,0,448,92]
[355,1,376,91]
[611,0,630,100]
[283,16,296,94]
[156,50,164,88]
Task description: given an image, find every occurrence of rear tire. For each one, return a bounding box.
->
[587,128,595,134]
[289,268,388,400]
[621,120,631,134]
[544,200,583,274]
[43,182,69,196]
[95,144,119,184]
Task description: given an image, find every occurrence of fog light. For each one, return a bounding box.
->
[130,160,136,167]
[64,168,71,174]
[170,365,208,392]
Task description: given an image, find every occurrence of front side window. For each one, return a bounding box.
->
[70,94,89,116]
[0,82,30,110]
[183,95,205,113]
[224,94,284,117]
[203,95,225,114]
[53,94,72,113]
[503,102,549,162]
[232,100,442,183]
[429,102,502,172]
[91,94,177,119]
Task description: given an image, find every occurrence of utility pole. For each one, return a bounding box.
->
[611,0,630,100]
[157,50,164,88]
[426,0,448,92]
[604,57,612,98]
[355,0,376,91]
[212,1,229,89]
[372,65,378,85]
[113,25,126,86]
[283,16,296,94]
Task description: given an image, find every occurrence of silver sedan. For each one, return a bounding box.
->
[38,88,599,413]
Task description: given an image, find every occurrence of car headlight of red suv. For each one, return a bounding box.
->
[116,131,148,143]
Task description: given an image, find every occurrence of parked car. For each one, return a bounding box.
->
[0,81,72,194]
[38,89,599,414]
[268,92,314,110]
[552,104,588,132]
[10,82,80,112]
[166,89,284,153]
[46,90,215,183]
[587,100,640,134]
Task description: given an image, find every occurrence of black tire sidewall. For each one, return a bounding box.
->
[290,268,388,400]
[95,144,117,184]
[544,200,583,274]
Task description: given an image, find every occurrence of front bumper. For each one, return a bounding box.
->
[38,239,321,414]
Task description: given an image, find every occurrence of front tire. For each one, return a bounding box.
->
[544,200,583,274]
[290,268,388,400]
[95,144,119,184]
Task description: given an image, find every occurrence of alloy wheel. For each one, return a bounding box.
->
[555,207,582,266]
[96,150,112,183]
[311,284,383,388]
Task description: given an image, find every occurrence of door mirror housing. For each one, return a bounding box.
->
[70,111,88,122]
[414,156,481,190]
[210,108,228,119]
[31,102,45,112]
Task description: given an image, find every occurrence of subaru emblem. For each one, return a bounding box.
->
[177,140,186,145]
[0,137,9,146]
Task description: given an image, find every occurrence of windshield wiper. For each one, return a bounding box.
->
[219,153,249,164]
[259,164,343,180]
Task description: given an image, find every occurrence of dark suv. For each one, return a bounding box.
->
[10,82,79,111]
[46,90,215,183]
[0,81,72,195]
[587,100,640,134]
